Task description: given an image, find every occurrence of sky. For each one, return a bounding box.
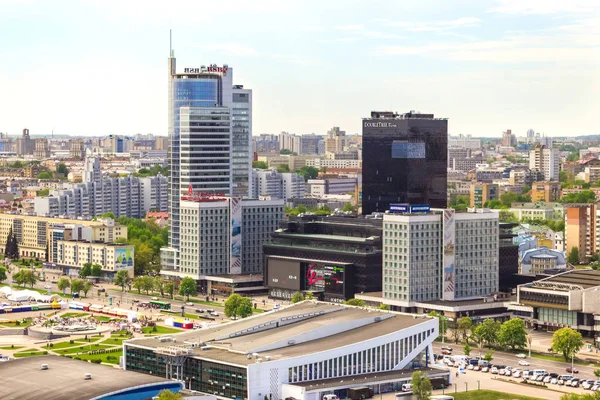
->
[0,0,598,138]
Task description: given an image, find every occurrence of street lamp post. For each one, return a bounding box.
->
[571,353,574,375]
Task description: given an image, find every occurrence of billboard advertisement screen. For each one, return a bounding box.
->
[391,141,426,159]
[230,198,242,274]
[442,209,456,301]
[267,258,301,291]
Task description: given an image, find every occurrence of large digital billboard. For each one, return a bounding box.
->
[230,198,242,274]
[267,258,301,291]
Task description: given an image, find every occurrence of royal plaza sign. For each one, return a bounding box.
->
[184,64,229,75]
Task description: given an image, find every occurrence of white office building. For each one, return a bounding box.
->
[232,85,253,198]
[161,192,284,279]
[252,169,306,200]
[380,208,499,308]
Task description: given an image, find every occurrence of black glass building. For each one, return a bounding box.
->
[362,111,448,214]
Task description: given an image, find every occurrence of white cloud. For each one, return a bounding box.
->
[381,17,481,32]
[319,38,358,43]
[375,33,599,64]
[301,25,323,32]
[334,24,400,39]
[197,43,258,57]
[270,54,319,66]
[488,0,599,14]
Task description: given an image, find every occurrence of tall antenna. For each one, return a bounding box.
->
[169,29,173,57]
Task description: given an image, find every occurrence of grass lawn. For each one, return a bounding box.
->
[101,337,128,345]
[43,341,84,350]
[0,345,24,350]
[452,390,544,400]
[77,350,122,365]
[529,352,588,365]
[0,319,33,328]
[142,325,182,335]
[55,344,116,355]
[60,312,89,318]
[13,349,47,358]
[74,337,103,344]
[95,316,112,323]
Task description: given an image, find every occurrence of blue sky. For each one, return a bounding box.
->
[0,0,598,137]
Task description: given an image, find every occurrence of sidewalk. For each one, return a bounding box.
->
[528,330,600,364]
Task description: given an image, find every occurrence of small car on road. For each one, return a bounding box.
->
[516,353,527,358]
[518,360,530,366]
[567,367,579,374]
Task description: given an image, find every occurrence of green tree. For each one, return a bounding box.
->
[140,275,154,295]
[457,316,473,343]
[132,277,144,294]
[91,264,102,277]
[71,279,84,296]
[568,247,580,264]
[82,280,93,297]
[0,266,6,283]
[165,282,175,299]
[451,195,470,211]
[56,163,69,175]
[304,292,314,300]
[410,371,432,400]
[342,203,355,212]
[559,170,568,182]
[23,270,37,288]
[133,241,154,275]
[252,161,268,169]
[154,276,165,297]
[79,263,92,278]
[428,311,447,340]
[344,298,365,307]
[57,277,71,293]
[473,318,501,348]
[379,304,390,310]
[224,294,253,319]
[291,292,304,304]
[296,166,319,181]
[552,327,584,362]
[464,342,471,356]
[499,318,527,350]
[483,350,494,362]
[37,188,50,196]
[279,149,294,155]
[156,390,183,400]
[36,171,52,180]
[114,270,130,292]
[4,227,19,259]
[277,164,290,173]
[561,190,596,203]
[595,369,600,379]
[179,277,197,300]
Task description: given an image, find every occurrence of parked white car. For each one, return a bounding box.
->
[543,376,552,383]
[481,367,489,373]
[550,378,558,385]
[467,364,474,370]
[491,367,498,374]
[513,371,522,378]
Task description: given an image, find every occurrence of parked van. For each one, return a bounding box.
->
[478,360,489,367]
[401,383,412,392]
[531,369,547,378]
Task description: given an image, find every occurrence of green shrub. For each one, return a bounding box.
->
[69,340,74,344]
[91,359,102,364]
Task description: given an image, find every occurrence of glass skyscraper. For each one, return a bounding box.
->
[163,53,252,275]
[362,111,448,215]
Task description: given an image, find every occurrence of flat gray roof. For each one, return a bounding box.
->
[277,232,379,243]
[0,355,168,400]
[126,301,430,366]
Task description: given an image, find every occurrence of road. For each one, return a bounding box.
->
[432,342,598,397]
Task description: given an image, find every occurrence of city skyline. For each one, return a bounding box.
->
[0,0,598,137]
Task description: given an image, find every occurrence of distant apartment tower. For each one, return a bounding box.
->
[16,128,34,156]
[300,134,323,155]
[470,183,498,208]
[565,204,597,263]
[33,139,50,159]
[70,139,85,159]
[502,129,516,147]
[362,111,447,214]
[279,132,300,153]
[531,181,561,202]
[325,127,347,154]
[529,145,559,181]
[252,169,306,200]
[232,85,252,198]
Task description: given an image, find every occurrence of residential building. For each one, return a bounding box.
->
[379,208,498,307]
[519,247,567,275]
[531,181,561,202]
[232,85,252,198]
[450,156,485,173]
[448,135,480,150]
[252,170,306,200]
[502,129,516,147]
[308,178,357,196]
[0,215,126,260]
[264,215,383,302]
[279,132,301,154]
[140,174,168,212]
[470,183,498,208]
[161,191,283,286]
[70,139,85,159]
[362,111,447,214]
[509,202,565,221]
[300,134,323,155]
[16,128,33,156]
[49,240,134,279]
[34,139,50,159]
[565,204,596,262]
[304,158,361,169]
[529,145,559,181]
[325,126,347,154]
[123,301,447,400]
